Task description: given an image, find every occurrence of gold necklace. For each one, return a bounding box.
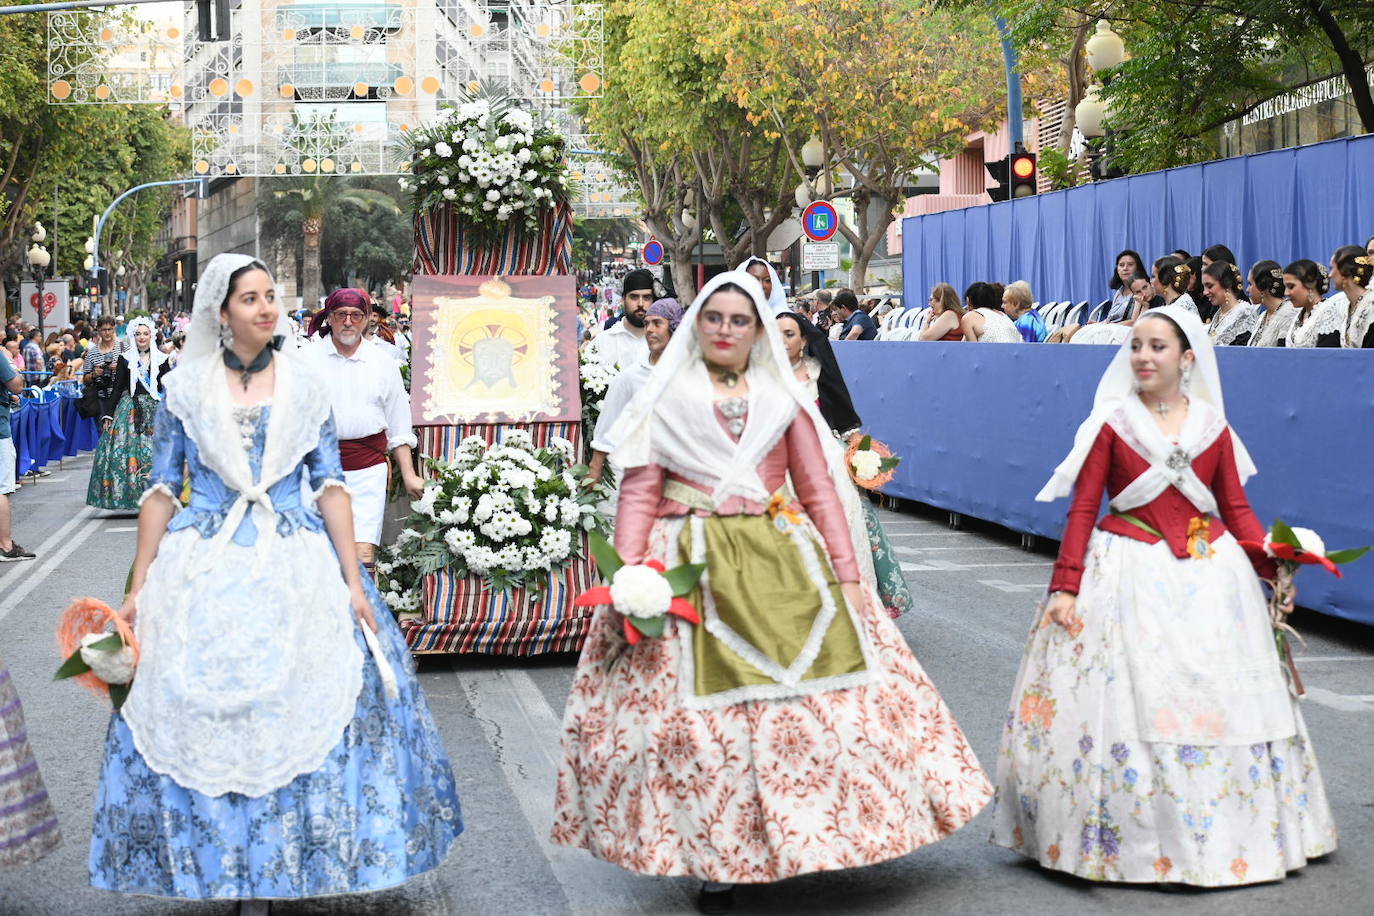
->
[707,364,741,388]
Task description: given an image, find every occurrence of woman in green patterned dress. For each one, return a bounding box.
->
[86,318,170,510]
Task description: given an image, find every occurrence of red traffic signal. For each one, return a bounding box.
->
[1010,152,1037,198]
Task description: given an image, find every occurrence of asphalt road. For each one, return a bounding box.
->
[0,455,1370,915]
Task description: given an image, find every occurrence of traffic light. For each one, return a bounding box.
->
[985,147,1039,201]
[1009,151,1038,198]
[197,0,232,42]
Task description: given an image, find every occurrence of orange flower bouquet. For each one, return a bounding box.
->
[844,434,900,491]
[55,597,139,709]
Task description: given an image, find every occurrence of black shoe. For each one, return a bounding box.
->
[0,542,36,562]
[697,884,734,915]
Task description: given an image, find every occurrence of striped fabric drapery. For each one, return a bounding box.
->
[402,200,592,655]
[414,202,573,277]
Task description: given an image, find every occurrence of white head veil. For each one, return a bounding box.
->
[742,257,789,315]
[1037,303,1256,503]
[609,270,848,505]
[164,254,331,563]
[122,315,169,400]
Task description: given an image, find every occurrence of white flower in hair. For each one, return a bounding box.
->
[609,565,673,619]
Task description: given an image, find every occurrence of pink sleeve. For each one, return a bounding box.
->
[613,463,665,565]
[785,411,861,582]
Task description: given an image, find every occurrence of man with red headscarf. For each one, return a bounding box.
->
[306,288,424,564]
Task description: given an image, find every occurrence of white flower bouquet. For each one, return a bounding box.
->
[574,532,705,643]
[578,348,619,447]
[55,597,139,709]
[377,432,611,611]
[399,84,570,240]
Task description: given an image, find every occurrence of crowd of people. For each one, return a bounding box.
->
[868,235,1374,348]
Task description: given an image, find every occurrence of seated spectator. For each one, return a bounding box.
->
[1331,245,1374,347]
[1282,258,1341,347]
[1003,281,1047,342]
[1246,260,1297,347]
[1106,249,1146,321]
[959,281,1020,342]
[1130,275,1163,317]
[1201,244,1237,267]
[1151,256,1199,315]
[833,289,877,340]
[1202,261,1257,345]
[919,283,964,341]
[1185,255,1211,321]
[1170,248,1191,261]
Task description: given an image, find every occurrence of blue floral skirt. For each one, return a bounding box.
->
[89,583,462,899]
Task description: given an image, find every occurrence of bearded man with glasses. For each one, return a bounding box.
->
[305,287,424,566]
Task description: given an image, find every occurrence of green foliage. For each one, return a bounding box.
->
[0,11,188,291]
[1037,147,1079,191]
[995,0,1374,173]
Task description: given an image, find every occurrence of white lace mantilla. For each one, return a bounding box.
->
[122,527,364,798]
[1344,287,1374,348]
[1248,303,1297,348]
[1286,298,1343,348]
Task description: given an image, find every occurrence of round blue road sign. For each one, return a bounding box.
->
[643,239,664,265]
[802,201,839,242]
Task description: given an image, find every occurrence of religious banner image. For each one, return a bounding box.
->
[410,274,582,426]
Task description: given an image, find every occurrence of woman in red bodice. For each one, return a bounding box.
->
[990,305,1337,887]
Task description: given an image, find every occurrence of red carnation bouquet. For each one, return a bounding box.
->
[575,532,704,644]
[1240,520,1369,697]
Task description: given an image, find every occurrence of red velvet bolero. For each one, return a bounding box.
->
[614,408,861,583]
[1049,423,1273,595]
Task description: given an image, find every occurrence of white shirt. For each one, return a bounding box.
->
[305,337,416,448]
[586,318,648,370]
[364,333,405,362]
[590,359,653,453]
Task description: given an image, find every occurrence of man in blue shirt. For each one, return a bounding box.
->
[833,289,877,340]
[0,356,37,561]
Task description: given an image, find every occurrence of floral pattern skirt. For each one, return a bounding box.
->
[89,581,463,899]
[0,660,62,868]
[862,499,913,618]
[86,391,156,510]
[552,517,992,883]
[990,532,1337,886]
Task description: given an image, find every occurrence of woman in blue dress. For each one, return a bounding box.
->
[90,254,462,913]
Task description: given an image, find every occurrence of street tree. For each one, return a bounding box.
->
[997,0,1374,174]
[706,0,1005,289]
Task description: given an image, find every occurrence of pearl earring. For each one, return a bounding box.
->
[219,322,234,348]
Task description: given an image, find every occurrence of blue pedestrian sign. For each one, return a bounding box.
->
[802,201,839,242]
[642,238,664,266]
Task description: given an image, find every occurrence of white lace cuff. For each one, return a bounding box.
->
[311,478,352,502]
[138,483,180,511]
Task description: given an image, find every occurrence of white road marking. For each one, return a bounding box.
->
[1293,655,1374,662]
[979,580,1046,594]
[103,526,138,533]
[1303,686,1374,713]
[0,517,103,622]
[895,545,1025,554]
[900,560,1053,572]
[456,667,689,915]
[0,505,96,594]
[885,532,960,538]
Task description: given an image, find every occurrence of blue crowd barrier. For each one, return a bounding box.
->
[901,134,1374,310]
[835,341,1374,627]
[8,386,100,477]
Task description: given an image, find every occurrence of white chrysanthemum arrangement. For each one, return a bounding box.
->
[377,432,610,611]
[399,86,569,239]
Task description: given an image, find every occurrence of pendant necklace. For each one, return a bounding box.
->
[709,366,740,388]
[1154,398,1169,418]
[222,343,275,390]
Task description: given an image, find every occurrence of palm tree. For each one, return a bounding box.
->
[285,177,401,308]
[272,111,402,308]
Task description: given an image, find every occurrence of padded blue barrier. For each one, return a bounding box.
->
[7,387,100,478]
[901,134,1374,307]
[834,341,1374,627]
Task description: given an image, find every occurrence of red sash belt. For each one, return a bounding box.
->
[339,431,388,472]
